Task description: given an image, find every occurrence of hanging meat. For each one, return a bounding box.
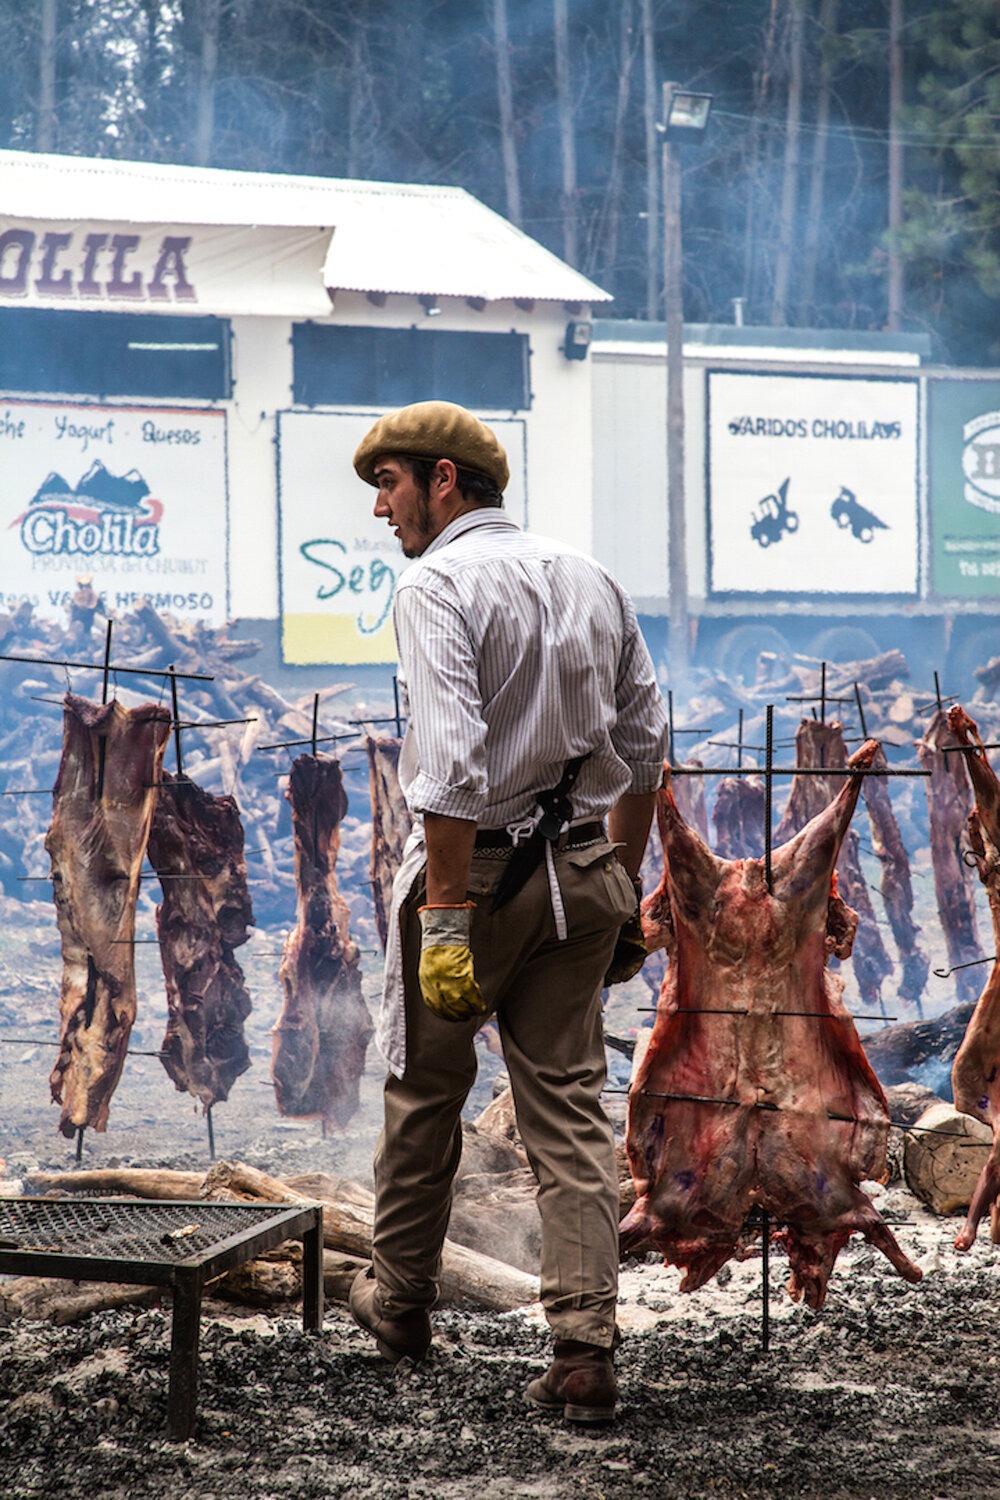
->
[671,759,709,845]
[46,693,172,1138]
[946,706,1000,1249]
[146,771,254,1110]
[712,773,766,860]
[861,742,928,1009]
[367,734,412,951]
[623,739,922,1309]
[775,719,893,1009]
[918,707,983,1004]
[271,754,372,1126]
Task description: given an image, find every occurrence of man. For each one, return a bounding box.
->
[348,400,669,1423]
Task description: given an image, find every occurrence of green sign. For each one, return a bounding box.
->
[928,378,1000,599]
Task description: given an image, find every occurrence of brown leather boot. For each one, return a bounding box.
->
[525,1339,618,1423]
[348,1268,432,1364]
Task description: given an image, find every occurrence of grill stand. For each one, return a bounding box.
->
[0,1198,325,1441]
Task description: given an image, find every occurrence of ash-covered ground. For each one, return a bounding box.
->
[2,894,999,1499]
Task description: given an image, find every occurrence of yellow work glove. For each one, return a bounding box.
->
[603,876,647,986]
[417,902,488,1023]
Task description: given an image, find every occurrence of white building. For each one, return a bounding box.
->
[0,148,607,674]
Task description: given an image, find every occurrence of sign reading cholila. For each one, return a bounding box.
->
[0,399,228,623]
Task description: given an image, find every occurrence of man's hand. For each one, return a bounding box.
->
[417,902,488,1022]
[604,876,647,986]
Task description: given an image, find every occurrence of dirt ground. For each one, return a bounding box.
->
[2,897,999,1500]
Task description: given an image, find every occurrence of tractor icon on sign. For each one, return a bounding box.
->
[830,486,888,543]
[750,478,798,548]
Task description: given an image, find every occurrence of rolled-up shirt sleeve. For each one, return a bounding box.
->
[393,580,489,821]
[612,590,670,793]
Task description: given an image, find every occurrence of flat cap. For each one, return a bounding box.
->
[353,400,509,492]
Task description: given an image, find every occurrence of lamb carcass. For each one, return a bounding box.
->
[947,706,1000,1250]
[918,707,982,1004]
[271,754,372,1126]
[147,771,254,1110]
[366,735,412,952]
[46,694,171,1137]
[622,738,922,1309]
[861,742,928,1007]
[775,719,893,1009]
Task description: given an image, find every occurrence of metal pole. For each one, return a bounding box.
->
[663,114,689,685]
[169,665,183,777]
[761,1207,770,1353]
[773,702,779,888]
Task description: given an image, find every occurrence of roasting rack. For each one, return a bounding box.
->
[0,1197,324,1440]
[0,622,261,1164]
[667,699,932,1014]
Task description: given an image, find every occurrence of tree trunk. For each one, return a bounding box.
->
[346,6,375,179]
[664,131,689,683]
[743,0,781,310]
[771,0,807,325]
[800,0,840,322]
[589,0,636,280]
[492,0,522,226]
[886,0,904,329]
[553,0,578,266]
[641,0,659,318]
[193,0,221,167]
[37,0,58,152]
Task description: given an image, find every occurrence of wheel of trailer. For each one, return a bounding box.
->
[807,626,880,664]
[715,624,793,686]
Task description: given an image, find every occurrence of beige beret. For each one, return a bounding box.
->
[353,400,509,492]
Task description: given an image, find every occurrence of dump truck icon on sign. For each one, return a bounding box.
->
[830,486,888,543]
[750,478,798,547]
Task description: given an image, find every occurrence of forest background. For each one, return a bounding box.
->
[0,0,998,366]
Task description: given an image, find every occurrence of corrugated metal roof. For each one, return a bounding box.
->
[0,148,609,306]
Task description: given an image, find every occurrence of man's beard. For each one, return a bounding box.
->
[401,489,435,557]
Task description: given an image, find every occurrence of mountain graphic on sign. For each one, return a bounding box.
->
[74,461,151,512]
[29,471,74,506]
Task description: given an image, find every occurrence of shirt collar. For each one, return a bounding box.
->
[424,506,519,556]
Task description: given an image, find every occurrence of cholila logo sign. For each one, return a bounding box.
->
[963,411,1000,516]
[12,461,163,556]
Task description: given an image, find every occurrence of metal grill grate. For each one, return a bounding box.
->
[0,1195,325,1440]
[0,1197,287,1264]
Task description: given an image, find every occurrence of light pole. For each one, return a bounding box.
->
[660,85,712,686]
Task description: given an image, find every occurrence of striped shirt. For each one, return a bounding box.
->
[393,508,669,830]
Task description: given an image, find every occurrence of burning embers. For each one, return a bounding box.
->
[622,741,923,1308]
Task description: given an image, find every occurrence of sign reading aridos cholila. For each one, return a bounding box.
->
[707,371,920,597]
[0,399,228,623]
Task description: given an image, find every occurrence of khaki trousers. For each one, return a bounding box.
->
[372,837,636,1350]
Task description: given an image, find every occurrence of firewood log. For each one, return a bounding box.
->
[22,1167,205,1199]
[0,1277,159,1325]
[201,1159,539,1311]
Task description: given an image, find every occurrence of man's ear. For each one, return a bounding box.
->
[434,458,458,494]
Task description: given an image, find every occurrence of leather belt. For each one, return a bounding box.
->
[474,820,604,850]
